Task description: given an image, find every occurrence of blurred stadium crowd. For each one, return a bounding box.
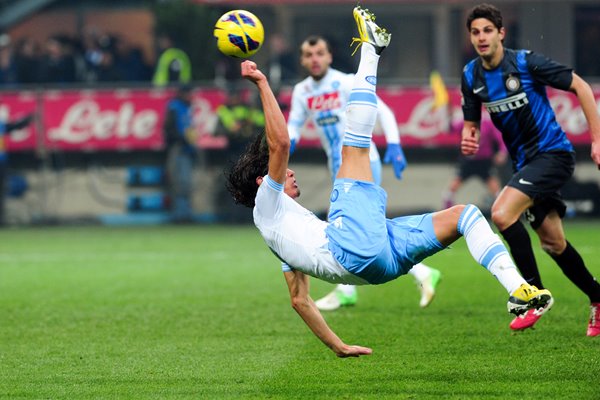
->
[0,29,153,86]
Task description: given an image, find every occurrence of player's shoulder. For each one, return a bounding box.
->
[462,57,480,75]
[292,76,313,91]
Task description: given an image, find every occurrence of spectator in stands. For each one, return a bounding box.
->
[0,113,34,226]
[268,33,298,89]
[163,84,197,222]
[0,33,17,86]
[215,89,265,160]
[14,38,40,85]
[152,33,191,87]
[39,36,77,83]
[113,36,152,82]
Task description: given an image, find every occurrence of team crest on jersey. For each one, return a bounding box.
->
[505,75,520,91]
[307,92,341,111]
[330,189,339,202]
[332,80,340,89]
[366,75,377,85]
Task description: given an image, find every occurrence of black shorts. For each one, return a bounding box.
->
[458,158,493,181]
[507,151,575,229]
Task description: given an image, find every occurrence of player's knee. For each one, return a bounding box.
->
[540,237,566,256]
[490,206,513,231]
[451,204,466,216]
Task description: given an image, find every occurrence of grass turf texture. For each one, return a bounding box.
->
[1,222,599,399]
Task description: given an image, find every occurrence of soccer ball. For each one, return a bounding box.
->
[214,10,264,58]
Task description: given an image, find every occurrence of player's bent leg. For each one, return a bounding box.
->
[315,284,358,311]
[409,263,442,308]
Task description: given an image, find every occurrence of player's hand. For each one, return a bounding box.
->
[383,143,407,180]
[591,139,600,170]
[461,126,479,156]
[240,60,266,84]
[335,344,373,358]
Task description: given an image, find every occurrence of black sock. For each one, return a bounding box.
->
[500,220,543,288]
[550,241,600,303]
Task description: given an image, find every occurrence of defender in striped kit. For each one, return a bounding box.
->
[461,3,600,336]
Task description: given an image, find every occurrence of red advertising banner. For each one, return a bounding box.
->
[1,91,37,151]
[42,89,170,151]
[281,86,600,148]
[1,85,598,152]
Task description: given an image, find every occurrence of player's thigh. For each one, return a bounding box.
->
[431,206,463,247]
[491,186,533,229]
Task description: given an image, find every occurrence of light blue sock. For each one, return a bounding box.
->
[458,204,525,293]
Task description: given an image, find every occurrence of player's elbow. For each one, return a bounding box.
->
[290,295,310,312]
[269,134,290,154]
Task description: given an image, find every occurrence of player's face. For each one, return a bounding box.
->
[300,40,332,80]
[470,18,505,66]
[283,168,300,199]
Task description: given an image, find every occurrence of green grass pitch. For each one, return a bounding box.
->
[1,221,599,399]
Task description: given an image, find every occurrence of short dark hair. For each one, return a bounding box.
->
[466,3,503,31]
[225,132,269,208]
[300,35,332,55]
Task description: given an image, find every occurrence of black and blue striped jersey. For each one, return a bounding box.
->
[461,48,574,170]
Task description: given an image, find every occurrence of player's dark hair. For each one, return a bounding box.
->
[466,3,503,31]
[300,35,332,54]
[225,132,269,208]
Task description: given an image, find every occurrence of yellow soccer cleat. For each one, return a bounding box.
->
[351,6,391,56]
[507,283,553,316]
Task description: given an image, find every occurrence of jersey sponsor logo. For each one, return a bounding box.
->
[518,178,534,185]
[484,93,529,114]
[315,114,340,126]
[307,92,342,111]
[505,75,521,91]
[366,75,377,85]
[473,86,485,94]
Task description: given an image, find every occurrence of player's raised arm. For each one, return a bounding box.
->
[241,60,290,184]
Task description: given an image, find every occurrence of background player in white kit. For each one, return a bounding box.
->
[226,6,552,357]
[288,34,441,311]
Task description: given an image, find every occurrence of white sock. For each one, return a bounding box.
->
[408,263,432,282]
[336,284,356,296]
[344,43,379,149]
[457,204,525,293]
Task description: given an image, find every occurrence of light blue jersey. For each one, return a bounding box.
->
[287,68,398,184]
